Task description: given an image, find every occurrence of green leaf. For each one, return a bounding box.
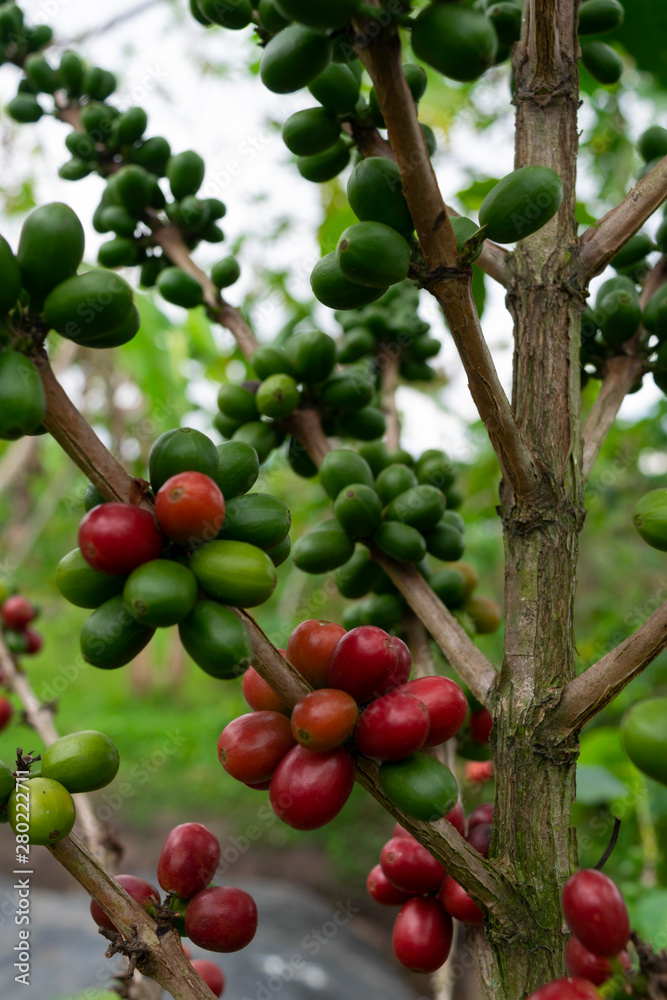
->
[576,764,630,805]
[631,888,667,950]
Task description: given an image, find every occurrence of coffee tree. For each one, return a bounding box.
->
[1,0,667,997]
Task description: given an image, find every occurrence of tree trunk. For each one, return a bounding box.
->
[469,2,587,994]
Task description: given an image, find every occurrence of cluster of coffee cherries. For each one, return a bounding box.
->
[1,591,43,658]
[367,804,494,974]
[90,822,258,997]
[218,619,470,830]
[56,429,290,677]
[527,868,632,998]
[2,729,119,844]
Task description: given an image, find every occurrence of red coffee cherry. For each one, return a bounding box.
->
[366,864,414,906]
[355,691,430,761]
[394,676,468,745]
[439,875,485,926]
[191,959,225,997]
[564,936,621,986]
[1,594,36,630]
[157,822,221,899]
[392,897,454,973]
[467,822,492,858]
[291,688,359,752]
[154,471,225,545]
[561,869,630,958]
[242,666,290,714]
[185,886,258,952]
[327,625,399,703]
[526,977,601,1000]
[78,503,164,575]
[218,711,296,784]
[469,707,493,744]
[269,744,355,830]
[90,874,160,932]
[286,619,346,688]
[468,803,494,830]
[380,835,446,895]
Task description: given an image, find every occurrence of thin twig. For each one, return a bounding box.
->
[378,347,401,452]
[63,0,165,45]
[356,28,538,500]
[36,352,152,508]
[581,259,667,480]
[49,835,217,1000]
[374,553,497,707]
[0,632,115,862]
[577,157,667,284]
[537,599,667,741]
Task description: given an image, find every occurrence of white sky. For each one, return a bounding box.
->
[1,0,665,463]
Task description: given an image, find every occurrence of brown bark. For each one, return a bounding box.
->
[49,836,217,1000]
[475,0,584,994]
[577,156,667,283]
[356,28,539,503]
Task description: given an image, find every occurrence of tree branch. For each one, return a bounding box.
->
[538,599,667,741]
[581,258,667,479]
[356,28,538,501]
[378,347,401,452]
[283,408,332,465]
[581,356,644,480]
[577,156,667,284]
[372,553,497,707]
[342,116,510,287]
[49,835,217,1000]
[150,220,260,361]
[36,352,151,507]
[0,632,118,864]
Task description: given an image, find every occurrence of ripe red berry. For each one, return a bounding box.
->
[467,822,492,858]
[561,869,630,958]
[191,959,225,997]
[394,676,468,745]
[242,666,290,714]
[23,628,43,655]
[526,977,601,1000]
[269,744,355,830]
[469,707,493,744]
[157,823,221,899]
[154,471,225,546]
[0,696,14,732]
[1,594,36,630]
[218,711,296,784]
[355,691,430,761]
[185,886,258,952]
[327,625,399,703]
[291,688,359,752]
[445,801,466,836]
[366,864,414,906]
[90,874,160,932]
[380,835,446,895]
[439,875,485,926]
[468,803,494,830]
[465,759,495,784]
[392,897,453,973]
[286,619,346,689]
[384,635,412,689]
[564,936,618,986]
[78,503,164,575]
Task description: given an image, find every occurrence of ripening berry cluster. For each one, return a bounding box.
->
[218,619,478,831]
[90,822,258,998]
[56,429,291,677]
[367,804,494,974]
